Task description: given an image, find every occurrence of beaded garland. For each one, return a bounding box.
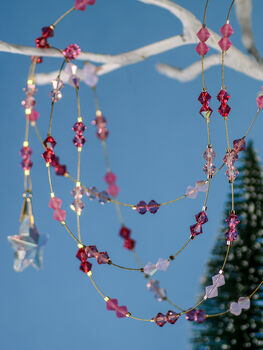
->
[7,0,263,328]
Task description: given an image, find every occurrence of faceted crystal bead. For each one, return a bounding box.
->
[218,37,232,51]
[72,76,80,88]
[42,26,54,38]
[146,279,160,292]
[87,0,96,4]
[86,187,99,200]
[42,149,55,163]
[49,197,62,210]
[107,184,120,197]
[116,305,128,318]
[73,122,86,134]
[196,27,210,42]
[21,159,33,170]
[136,201,147,215]
[256,94,263,109]
[195,42,209,55]
[51,78,64,91]
[97,128,109,141]
[22,95,36,109]
[203,163,216,176]
[155,288,166,302]
[20,146,32,158]
[63,44,81,61]
[199,105,213,119]
[124,238,135,250]
[196,180,208,192]
[185,309,196,321]
[98,191,110,204]
[212,274,225,288]
[154,313,167,327]
[35,36,49,48]
[195,211,208,224]
[76,248,88,262]
[44,136,56,149]
[156,258,170,271]
[53,208,66,222]
[230,302,242,316]
[83,62,98,87]
[238,297,250,310]
[166,310,179,324]
[233,138,246,153]
[50,90,62,103]
[75,0,88,10]
[96,251,109,264]
[218,104,231,117]
[205,285,218,298]
[226,214,240,229]
[225,166,238,182]
[55,164,67,176]
[80,261,92,273]
[186,185,198,199]
[72,186,85,199]
[106,298,118,311]
[203,148,216,161]
[72,199,85,213]
[198,91,211,104]
[195,310,206,323]
[92,115,107,128]
[85,245,98,258]
[28,109,39,122]
[190,223,203,237]
[147,200,159,214]
[225,228,238,242]
[73,135,86,147]
[104,172,117,184]
[144,262,157,276]
[119,226,131,239]
[220,23,234,37]
[50,154,59,167]
[217,89,230,103]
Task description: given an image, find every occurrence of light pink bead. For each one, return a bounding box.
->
[53,208,66,222]
[49,197,62,210]
[196,27,210,42]
[195,42,209,56]
[28,109,39,122]
[107,184,120,197]
[186,185,198,199]
[218,37,232,51]
[156,258,170,271]
[220,23,234,37]
[256,94,263,109]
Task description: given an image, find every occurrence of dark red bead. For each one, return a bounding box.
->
[119,226,131,239]
[55,164,67,176]
[41,26,54,38]
[76,248,88,262]
[80,261,92,273]
[217,89,230,103]
[50,155,59,167]
[21,159,33,170]
[73,135,86,147]
[44,136,56,149]
[218,104,231,117]
[96,252,110,264]
[154,312,167,327]
[73,122,86,135]
[166,310,179,324]
[198,91,211,104]
[42,149,55,163]
[199,105,213,118]
[190,223,203,237]
[35,36,50,49]
[124,238,135,250]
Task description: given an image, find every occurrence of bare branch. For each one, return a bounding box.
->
[235,0,262,63]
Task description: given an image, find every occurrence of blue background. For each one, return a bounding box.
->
[1,0,263,349]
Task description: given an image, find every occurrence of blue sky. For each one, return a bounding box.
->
[1,1,263,349]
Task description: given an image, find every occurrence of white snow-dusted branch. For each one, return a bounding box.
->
[1,0,263,85]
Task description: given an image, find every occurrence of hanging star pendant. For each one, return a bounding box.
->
[8,216,49,272]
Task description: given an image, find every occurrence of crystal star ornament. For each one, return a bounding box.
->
[7,216,48,272]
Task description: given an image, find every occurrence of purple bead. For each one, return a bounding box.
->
[20,159,33,170]
[85,245,98,258]
[185,309,196,321]
[195,310,206,323]
[190,223,203,237]
[73,122,86,135]
[233,138,246,153]
[136,201,147,215]
[147,200,159,214]
[226,214,240,229]
[20,146,32,159]
[195,211,208,224]
[98,191,110,204]
[166,310,179,324]
[154,313,167,327]
[73,135,86,147]
[225,229,238,242]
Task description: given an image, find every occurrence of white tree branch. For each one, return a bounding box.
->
[1,0,263,85]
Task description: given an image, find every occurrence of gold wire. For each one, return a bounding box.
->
[203,177,211,208]
[77,149,81,183]
[231,182,234,211]
[170,237,192,260]
[203,0,210,26]
[47,166,54,194]
[101,141,111,172]
[128,315,154,322]
[201,55,206,91]
[159,195,187,206]
[33,124,45,148]
[212,163,224,177]
[110,262,142,272]
[114,201,125,225]
[48,102,55,137]
[226,0,236,22]
[224,118,231,150]
[244,110,260,138]
[179,299,205,316]
[206,118,211,145]
[89,274,106,299]
[62,222,81,245]
[52,6,75,27]
[221,243,231,271]
[222,51,226,90]
[25,117,30,142]
[249,280,263,298]
[132,250,143,268]
[76,213,82,244]
[92,86,100,111]
[165,297,185,312]
[206,310,230,318]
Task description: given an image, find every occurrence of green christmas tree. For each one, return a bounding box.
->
[191,141,263,350]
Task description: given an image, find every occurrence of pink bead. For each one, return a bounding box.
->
[218,37,232,51]
[195,42,209,56]
[97,128,109,141]
[106,298,128,318]
[28,109,39,122]
[104,172,117,184]
[107,184,120,197]
[49,197,62,210]
[106,298,118,311]
[196,27,210,42]
[220,23,234,37]
[256,94,263,109]
[75,0,95,10]
[116,305,128,318]
[63,44,81,60]
[53,208,66,222]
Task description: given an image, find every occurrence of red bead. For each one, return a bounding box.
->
[80,261,92,273]
[198,91,211,104]
[30,56,43,64]
[55,164,67,176]
[218,104,231,117]
[199,105,213,118]
[154,312,167,327]
[44,136,56,149]
[106,298,118,311]
[166,310,179,324]
[124,238,135,250]
[50,155,59,167]
[76,248,88,262]
[97,128,109,141]
[119,226,131,239]
[73,135,86,147]
[96,252,109,264]
[72,122,86,134]
[35,36,50,49]
[41,26,54,38]
[195,211,208,224]
[217,90,230,103]
[42,149,55,163]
